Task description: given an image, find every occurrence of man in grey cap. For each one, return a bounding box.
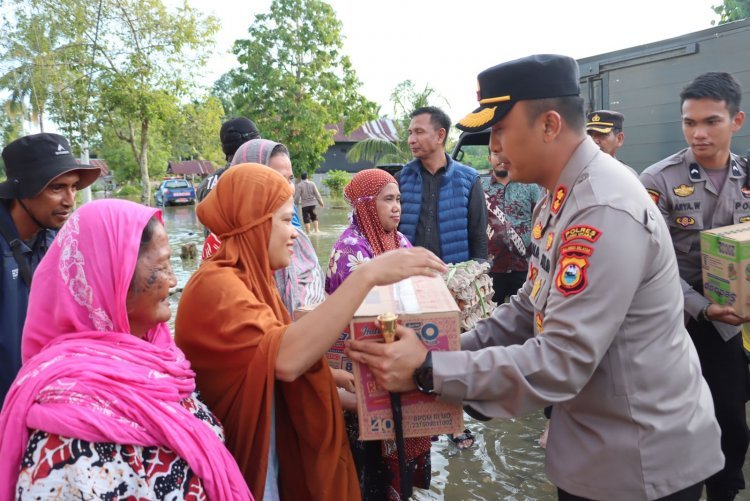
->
[347,54,722,500]
[0,133,100,404]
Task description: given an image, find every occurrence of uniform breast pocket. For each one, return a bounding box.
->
[668,210,704,253]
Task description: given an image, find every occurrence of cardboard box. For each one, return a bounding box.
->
[350,274,464,441]
[700,222,750,318]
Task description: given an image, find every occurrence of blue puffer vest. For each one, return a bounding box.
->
[399,154,478,263]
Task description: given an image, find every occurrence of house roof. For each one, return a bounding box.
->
[329,118,399,143]
[87,159,110,177]
[168,160,216,175]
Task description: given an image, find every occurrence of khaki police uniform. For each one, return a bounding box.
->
[641,149,750,493]
[433,138,723,500]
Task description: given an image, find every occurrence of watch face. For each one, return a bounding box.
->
[417,366,434,394]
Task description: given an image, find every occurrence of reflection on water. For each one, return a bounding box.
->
[153,194,749,501]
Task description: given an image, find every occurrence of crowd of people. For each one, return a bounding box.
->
[0,53,748,501]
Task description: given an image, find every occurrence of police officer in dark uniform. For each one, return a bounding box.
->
[640,72,750,501]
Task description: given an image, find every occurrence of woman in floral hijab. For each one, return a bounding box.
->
[325,169,431,501]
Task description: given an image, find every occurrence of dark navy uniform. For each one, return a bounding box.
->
[641,148,750,495]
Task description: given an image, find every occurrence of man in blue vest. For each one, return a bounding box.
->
[397,106,487,264]
[0,133,100,405]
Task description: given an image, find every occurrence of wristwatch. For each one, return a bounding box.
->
[412,351,434,394]
[698,303,711,323]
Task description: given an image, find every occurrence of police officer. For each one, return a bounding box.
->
[640,72,750,501]
[586,110,625,158]
[347,54,722,501]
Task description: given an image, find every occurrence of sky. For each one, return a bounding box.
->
[169,0,721,121]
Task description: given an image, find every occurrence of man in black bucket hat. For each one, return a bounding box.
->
[0,132,100,404]
[347,54,723,501]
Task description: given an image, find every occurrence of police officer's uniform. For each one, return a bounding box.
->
[641,148,750,495]
[429,54,723,501]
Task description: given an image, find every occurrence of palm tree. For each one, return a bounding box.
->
[346,80,446,165]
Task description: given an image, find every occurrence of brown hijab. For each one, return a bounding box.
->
[175,163,358,500]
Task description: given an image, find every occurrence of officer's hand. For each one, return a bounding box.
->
[345,325,427,393]
[706,304,750,326]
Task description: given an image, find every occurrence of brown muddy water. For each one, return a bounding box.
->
[155,196,749,501]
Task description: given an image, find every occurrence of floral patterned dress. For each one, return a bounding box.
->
[15,393,223,500]
[326,222,431,501]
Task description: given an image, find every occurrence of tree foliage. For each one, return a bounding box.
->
[712,0,750,24]
[222,0,377,175]
[0,0,219,204]
[346,80,445,166]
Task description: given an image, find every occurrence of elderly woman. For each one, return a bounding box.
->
[175,164,445,500]
[0,200,250,500]
[326,169,431,501]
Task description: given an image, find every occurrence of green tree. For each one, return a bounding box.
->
[224,0,377,176]
[0,0,219,204]
[712,0,750,24]
[346,80,446,166]
[0,8,65,131]
[165,96,225,165]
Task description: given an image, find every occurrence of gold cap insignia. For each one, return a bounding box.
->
[591,114,601,122]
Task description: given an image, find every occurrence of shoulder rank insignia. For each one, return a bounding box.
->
[689,163,701,181]
[532,221,543,240]
[562,225,601,243]
[647,189,661,205]
[555,244,593,297]
[675,216,696,227]
[732,160,742,177]
[672,184,694,197]
[551,186,567,214]
[535,312,544,334]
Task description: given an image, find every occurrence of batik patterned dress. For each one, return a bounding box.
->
[15,393,222,500]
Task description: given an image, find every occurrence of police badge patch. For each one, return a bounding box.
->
[555,244,593,297]
[532,222,543,240]
[672,184,695,197]
[675,216,696,227]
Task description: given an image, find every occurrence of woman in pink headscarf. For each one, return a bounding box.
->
[0,199,251,500]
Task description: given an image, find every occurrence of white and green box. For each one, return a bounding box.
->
[701,223,750,318]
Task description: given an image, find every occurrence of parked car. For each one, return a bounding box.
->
[154,178,196,206]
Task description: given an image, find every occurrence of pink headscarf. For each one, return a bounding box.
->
[0,199,251,500]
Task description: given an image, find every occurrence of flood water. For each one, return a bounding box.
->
[156,195,750,501]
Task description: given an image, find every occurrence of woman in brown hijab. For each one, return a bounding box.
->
[175,164,445,500]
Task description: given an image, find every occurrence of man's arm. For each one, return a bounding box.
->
[467,178,488,259]
[314,183,324,207]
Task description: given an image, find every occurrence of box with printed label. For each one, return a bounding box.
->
[350,274,464,441]
[700,222,750,318]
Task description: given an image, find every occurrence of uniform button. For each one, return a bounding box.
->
[648,210,655,220]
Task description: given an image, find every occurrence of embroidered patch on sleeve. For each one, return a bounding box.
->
[675,216,696,227]
[647,189,660,205]
[555,244,593,297]
[562,225,601,243]
[551,186,567,214]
